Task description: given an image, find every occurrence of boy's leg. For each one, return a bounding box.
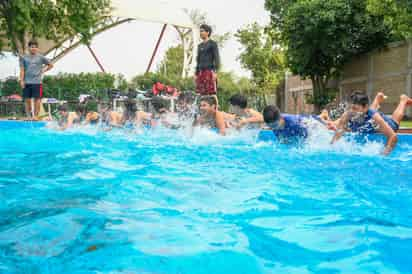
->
[391,95,412,124]
[33,84,42,120]
[25,98,32,119]
[34,98,41,119]
[370,91,386,110]
[23,84,33,119]
[319,109,330,122]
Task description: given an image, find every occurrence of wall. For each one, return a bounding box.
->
[284,40,412,117]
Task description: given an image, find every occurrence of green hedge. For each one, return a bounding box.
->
[1,72,269,112]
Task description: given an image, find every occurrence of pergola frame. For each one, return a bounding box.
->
[2,1,198,77]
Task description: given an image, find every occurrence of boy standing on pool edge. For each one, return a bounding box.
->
[195,24,220,96]
[19,40,54,120]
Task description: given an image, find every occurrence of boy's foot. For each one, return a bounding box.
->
[376,91,388,102]
[376,92,387,104]
[319,109,330,121]
[400,95,412,106]
[326,121,337,131]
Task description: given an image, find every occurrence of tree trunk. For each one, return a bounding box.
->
[176,27,195,78]
[310,75,328,114]
[181,35,187,78]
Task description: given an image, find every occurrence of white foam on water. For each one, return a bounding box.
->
[187,126,258,147]
[45,116,398,157]
[301,118,384,156]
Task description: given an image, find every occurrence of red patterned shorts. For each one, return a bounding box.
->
[196,70,217,95]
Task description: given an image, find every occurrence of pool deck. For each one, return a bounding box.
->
[399,128,412,134]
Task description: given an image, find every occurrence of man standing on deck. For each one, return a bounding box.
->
[19,40,54,120]
[195,24,220,96]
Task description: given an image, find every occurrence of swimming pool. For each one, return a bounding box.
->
[1,121,412,273]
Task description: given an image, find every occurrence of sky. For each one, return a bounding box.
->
[0,0,270,80]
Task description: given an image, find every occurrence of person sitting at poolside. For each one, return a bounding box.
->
[331,91,412,155]
[227,94,264,129]
[263,105,311,141]
[193,95,226,135]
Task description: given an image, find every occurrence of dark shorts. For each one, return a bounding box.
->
[23,84,43,99]
[196,70,217,95]
[386,117,399,132]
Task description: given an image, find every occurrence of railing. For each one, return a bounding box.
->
[0,101,25,118]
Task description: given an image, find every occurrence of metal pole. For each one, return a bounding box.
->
[48,103,51,119]
[146,24,168,74]
[87,44,106,73]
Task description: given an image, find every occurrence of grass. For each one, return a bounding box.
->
[401,121,412,128]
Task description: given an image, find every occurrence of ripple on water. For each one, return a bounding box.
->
[0,125,411,273]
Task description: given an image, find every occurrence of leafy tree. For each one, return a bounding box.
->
[42,72,116,101]
[265,0,393,112]
[0,0,111,54]
[130,72,194,92]
[235,23,285,99]
[0,77,19,96]
[115,74,129,91]
[237,77,258,95]
[367,0,412,39]
[216,72,238,110]
[157,45,184,79]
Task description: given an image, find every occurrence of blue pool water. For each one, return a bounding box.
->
[1,121,412,273]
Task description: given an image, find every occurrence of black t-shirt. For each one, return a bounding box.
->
[196,40,220,74]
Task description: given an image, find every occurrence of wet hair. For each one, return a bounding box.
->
[119,99,136,121]
[125,99,137,116]
[58,105,68,112]
[263,105,281,124]
[151,96,168,112]
[229,94,247,109]
[200,24,212,37]
[200,95,217,107]
[28,40,38,47]
[178,91,195,104]
[350,91,369,106]
[124,100,137,112]
[76,104,87,117]
[99,102,111,112]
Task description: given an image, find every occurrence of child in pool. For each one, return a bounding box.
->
[331,91,412,155]
[227,94,264,129]
[193,95,226,135]
[135,97,180,129]
[107,99,138,128]
[263,105,311,141]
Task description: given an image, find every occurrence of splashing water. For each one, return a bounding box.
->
[302,118,384,156]
[329,102,347,121]
[0,121,412,273]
